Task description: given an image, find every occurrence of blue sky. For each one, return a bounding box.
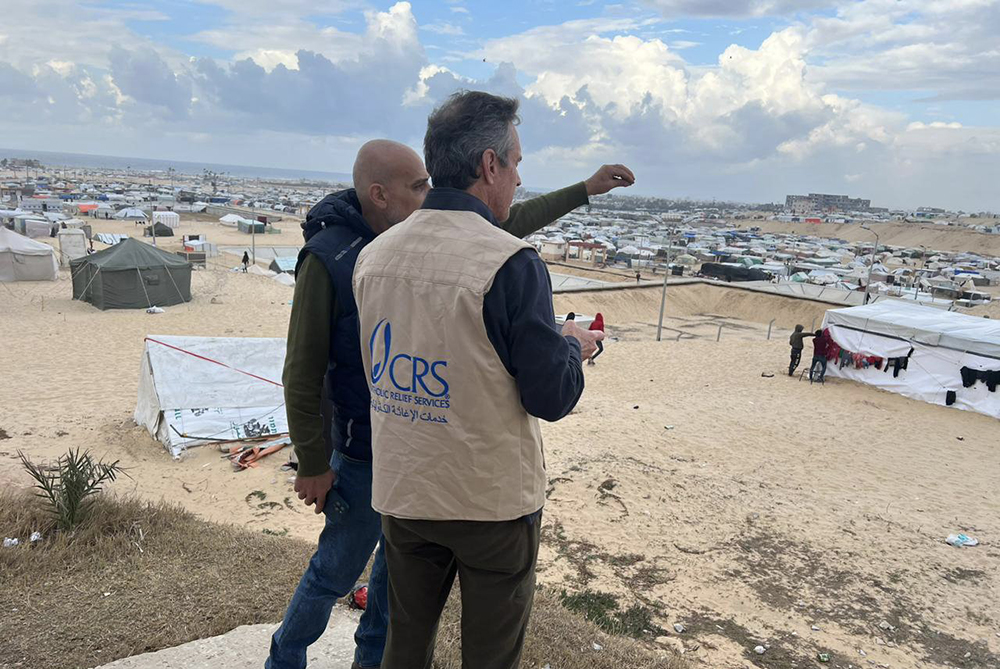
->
[0,0,998,209]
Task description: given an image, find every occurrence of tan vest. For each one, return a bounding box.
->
[353,208,546,521]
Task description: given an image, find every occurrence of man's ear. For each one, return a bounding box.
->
[368,183,388,210]
[480,149,498,185]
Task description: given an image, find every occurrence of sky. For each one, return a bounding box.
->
[0,0,998,210]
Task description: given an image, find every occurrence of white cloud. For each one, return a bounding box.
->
[642,0,840,18]
[805,0,1000,101]
[0,0,997,210]
[422,21,465,36]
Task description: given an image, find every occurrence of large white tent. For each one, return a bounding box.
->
[823,300,1000,419]
[0,227,59,281]
[115,207,148,221]
[153,211,180,228]
[135,335,288,456]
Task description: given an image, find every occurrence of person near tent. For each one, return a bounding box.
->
[268,131,635,669]
[588,312,606,365]
[635,271,641,284]
[809,329,830,382]
[241,250,250,273]
[788,324,815,376]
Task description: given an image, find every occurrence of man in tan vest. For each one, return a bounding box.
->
[353,91,608,669]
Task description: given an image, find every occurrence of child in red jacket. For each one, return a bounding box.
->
[588,313,605,365]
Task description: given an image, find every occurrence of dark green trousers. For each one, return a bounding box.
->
[380,514,542,669]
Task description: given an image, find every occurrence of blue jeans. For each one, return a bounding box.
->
[266,451,388,669]
[810,356,827,381]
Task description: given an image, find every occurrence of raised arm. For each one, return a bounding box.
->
[499,164,636,239]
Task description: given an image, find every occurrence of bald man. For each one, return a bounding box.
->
[267,139,634,669]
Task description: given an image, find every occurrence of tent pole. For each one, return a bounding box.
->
[656,232,672,342]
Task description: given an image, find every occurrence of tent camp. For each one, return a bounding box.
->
[134,335,288,455]
[0,227,59,281]
[70,238,192,310]
[823,300,1000,420]
[143,222,175,237]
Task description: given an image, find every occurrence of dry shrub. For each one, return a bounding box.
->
[0,490,313,669]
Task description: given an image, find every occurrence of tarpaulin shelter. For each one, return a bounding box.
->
[152,211,180,228]
[823,300,1000,419]
[701,262,771,282]
[70,238,191,310]
[0,227,58,281]
[143,222,175,237]
[57,228,87,267]
[269,256,297,274]
[15,217,54,238]
[238,219,266,234]
[134,335,288,455]
[115,207,148,221]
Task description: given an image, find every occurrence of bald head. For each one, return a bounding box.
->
[352,139,430,234]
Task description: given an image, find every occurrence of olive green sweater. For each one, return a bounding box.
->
[284,182,589,477]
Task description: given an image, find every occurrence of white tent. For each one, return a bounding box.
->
[115,207,148,221]
[219,213,246,225]
[15,216,54,238]
[272,272,295,287]
[135,335,289,456]
[153,211,180,228]
[0,227,59,281]
[823,300,1000,419]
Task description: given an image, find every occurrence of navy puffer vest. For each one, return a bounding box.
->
[297,189,376,460]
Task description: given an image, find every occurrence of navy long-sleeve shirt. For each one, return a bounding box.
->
[422,188,585,421]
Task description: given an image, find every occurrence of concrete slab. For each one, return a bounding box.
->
[94,606,360,669]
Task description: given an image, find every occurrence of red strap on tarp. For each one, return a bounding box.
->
[144,336,284,387]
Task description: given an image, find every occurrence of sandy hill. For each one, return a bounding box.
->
[1,242,997,668]
[756,219,1000,255]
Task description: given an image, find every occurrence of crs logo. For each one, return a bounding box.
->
[369,319,449,397]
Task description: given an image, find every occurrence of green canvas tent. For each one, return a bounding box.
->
[70,238,192,310]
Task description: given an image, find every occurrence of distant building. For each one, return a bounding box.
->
[785,193,871,213]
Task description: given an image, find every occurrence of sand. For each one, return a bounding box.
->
[756,219,1000,255]
[2,237,998,668]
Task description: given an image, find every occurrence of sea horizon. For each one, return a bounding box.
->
[0,147,353,184]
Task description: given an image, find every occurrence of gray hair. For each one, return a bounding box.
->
[424,90,520,190]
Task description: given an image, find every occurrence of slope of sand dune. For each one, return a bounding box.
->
[1,259,997,668]
[756,219,1000,255]
[555,283,831,335]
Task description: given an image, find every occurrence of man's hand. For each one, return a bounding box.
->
[295,469,336,515]
[561,320,605,361]
[584,164,636,196]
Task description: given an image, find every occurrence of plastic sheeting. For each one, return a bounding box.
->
[822,300,1000,420]
[134,335,288,455]
[0,227,58,281]
[825,299,1000,359]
